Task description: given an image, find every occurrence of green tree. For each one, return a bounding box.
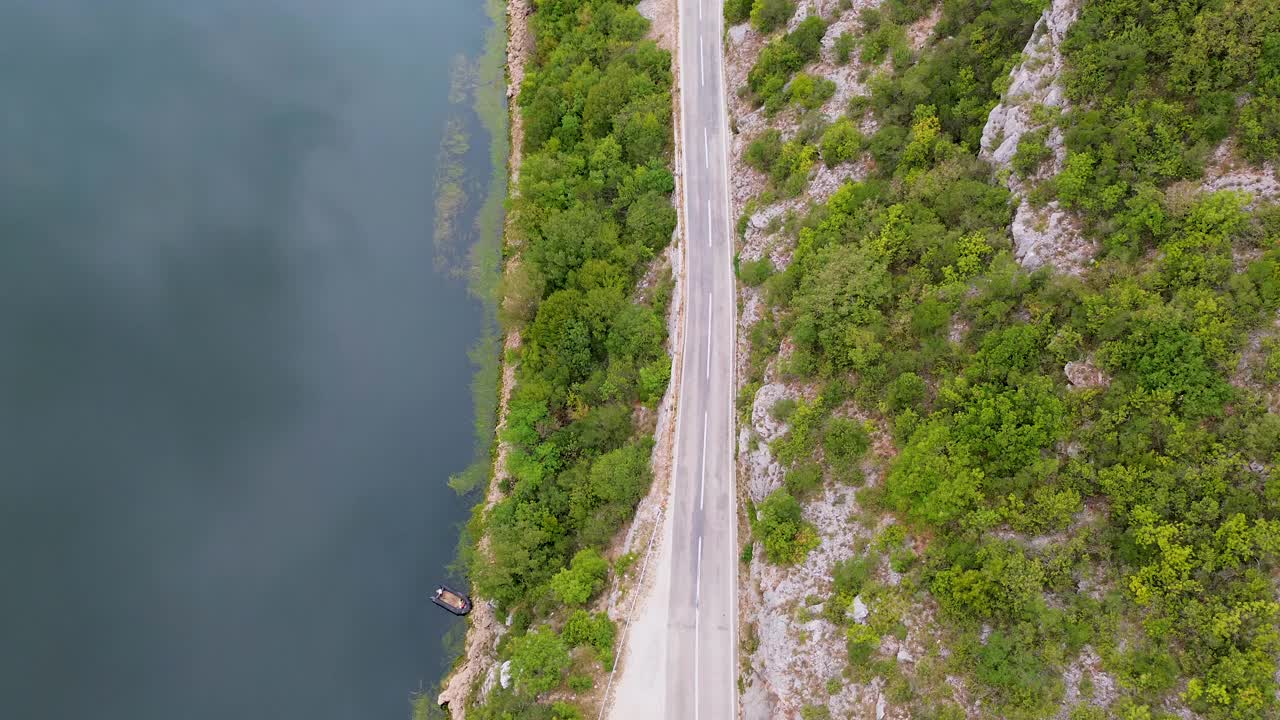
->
[562,609,617,664]
[820,117,864,166]
[755,489,819,564]
[508,626,571,696]
[624,191,678,253]
[750,0,795,33]
[549,548,609,606]
[884,420,983,527]
[725,0,753,24]
[835,32,854,65]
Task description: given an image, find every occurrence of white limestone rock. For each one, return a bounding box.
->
[850,596,869,623]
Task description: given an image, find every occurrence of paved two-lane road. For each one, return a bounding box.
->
[665,0,737,717]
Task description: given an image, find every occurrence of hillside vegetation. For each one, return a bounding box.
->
[462,1,676,717]
[732,0,1280,718]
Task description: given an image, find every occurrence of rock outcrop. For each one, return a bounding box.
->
[980,0,1095,276]
[980,0,1077,172]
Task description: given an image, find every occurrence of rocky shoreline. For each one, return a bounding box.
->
[434,0,533,715]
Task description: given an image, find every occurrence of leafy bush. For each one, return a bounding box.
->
[750,0,795,33]
[1054,0,1280,222]
[1011,127,1052,177]
[885,372,925,413]
[846,623,879,664]
[784,461,824,498]
[724,0,753,25]
[973,630,1053,710]
[508,627,571,696]
[562,610,617,665]
[745,129,783,173]
[835,32,854,65]
[738,256,775,286]
[747,17,828,110]
[788,73,836,110]
[832,555,874,597]
[550,548,609,606]
[822,417,870,478]
[755,489,820,564]
[820,117,864,166]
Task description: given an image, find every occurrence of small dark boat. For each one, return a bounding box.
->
[431,585,472,616]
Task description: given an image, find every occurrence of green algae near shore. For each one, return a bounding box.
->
[413,0,507,715]
[447,0,507,498]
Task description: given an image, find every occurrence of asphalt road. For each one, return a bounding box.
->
[664,0,737,717]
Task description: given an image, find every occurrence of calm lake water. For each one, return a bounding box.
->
[0,1,496,718]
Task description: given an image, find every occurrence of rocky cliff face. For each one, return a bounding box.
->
[979,0,1078,172]
[979,0,1095,276]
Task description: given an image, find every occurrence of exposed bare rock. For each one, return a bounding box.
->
[504,0,534,102]
[1057,646,1118,719]
[438,600,509,712]
[741,680,778,720]
[635,0,674,52]
[907,4,943,50]
[980,0,1080,171]
[749,203,787,231]
[1064,358,1110,389]
[752,383,794,443]
[981,0,1092,276]
[1202,141,1280,207]
[786,0,817,33]
[741,287,764,328]
[1010,200,1096,275]
[740,427,785,503]
[851,595,869,623]
[1230,315,1280,413]
[744,483,871,718]
[809,158,873,199]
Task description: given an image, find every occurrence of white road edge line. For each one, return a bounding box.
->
[703,126,709,169]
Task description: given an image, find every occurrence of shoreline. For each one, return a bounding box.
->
[433,0,532,715]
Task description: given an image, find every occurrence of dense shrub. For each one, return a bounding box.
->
[750,0,795,34]
[724,0,753,25]
[508,627,571,696]
[820,117,864,166]
[755,489,819,564]
[549,548,609,606]
[562,610,617,664]
[747,17,828,111]
[738,256,775,286]
[1055,0,1280,224]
